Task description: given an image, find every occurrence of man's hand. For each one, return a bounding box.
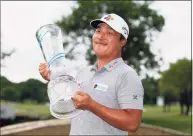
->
[38,63,50,81]
[72,91,94,110]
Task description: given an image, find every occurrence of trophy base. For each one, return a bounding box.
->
[47,75,82,119]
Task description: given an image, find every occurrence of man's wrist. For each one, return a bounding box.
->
[88,99,96,112]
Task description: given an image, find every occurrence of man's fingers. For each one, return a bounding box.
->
[71,97,77,108]
[39,63,47,68]
[39,69,50,80]
[38,63,50,81]
[39,63,48,68]
[71,96,82,108]
[44,71,50,80]
[39,63,48,71]
[45,69,51,75]
[72,94,82,101]
[75,91,85,96]
[39,69,49,76]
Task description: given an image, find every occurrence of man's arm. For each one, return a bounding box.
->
[90,98,142,132]
[72,91,142,132]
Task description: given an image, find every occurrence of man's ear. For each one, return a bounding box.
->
[121,39,127,47]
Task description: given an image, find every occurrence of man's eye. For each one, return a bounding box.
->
[108,31,113,35]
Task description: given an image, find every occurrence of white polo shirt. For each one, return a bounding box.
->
[69,57,144,135]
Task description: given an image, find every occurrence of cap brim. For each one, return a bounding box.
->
[90,19,104,29]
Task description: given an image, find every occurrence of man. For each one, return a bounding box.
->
[39,13,144,135]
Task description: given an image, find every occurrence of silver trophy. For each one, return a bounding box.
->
[36,24,82,119]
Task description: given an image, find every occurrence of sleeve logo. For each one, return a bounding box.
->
[133,95,138,100]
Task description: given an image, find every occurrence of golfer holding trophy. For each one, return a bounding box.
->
[37,13,144,135]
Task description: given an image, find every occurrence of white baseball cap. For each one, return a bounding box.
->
[90,13,129,39]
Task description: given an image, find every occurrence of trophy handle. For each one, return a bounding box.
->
[35,29,48,63]
[35,24,65,66]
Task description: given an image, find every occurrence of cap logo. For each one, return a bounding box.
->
[104,15,114,21]
[122,26,129,35]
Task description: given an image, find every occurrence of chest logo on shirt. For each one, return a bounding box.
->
[93,83,108,92]
[76,81,83,88]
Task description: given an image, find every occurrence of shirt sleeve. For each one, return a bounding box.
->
[116,71,144,110]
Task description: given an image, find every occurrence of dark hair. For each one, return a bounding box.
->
[120,34,125,41]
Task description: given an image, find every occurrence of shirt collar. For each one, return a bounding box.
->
[90,62,98,71]
[90,57,124,72]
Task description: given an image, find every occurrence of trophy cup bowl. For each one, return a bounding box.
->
[36,24,82,119]
[48,75,83,119]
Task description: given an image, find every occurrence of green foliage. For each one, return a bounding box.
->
[0,76,15,89]
[0,76,48,103]
[1,87,20,101]
[56,1,165,73]
[142,75,159,104]
[18,79,48,103]
[0,76,20,101]
[159,58,192,98]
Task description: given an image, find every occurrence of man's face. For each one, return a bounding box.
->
[92,23,126,59]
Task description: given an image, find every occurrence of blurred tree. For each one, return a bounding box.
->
[0,49,15,67]
[55,1,165,73]
[159,58,192,115]
[162,89,178,112]
[0,76,48,103]
[0,76,19,101]
[1,87,20,101]
[142,75,159,105]
[0,76,14,90]
[19,79,48,103]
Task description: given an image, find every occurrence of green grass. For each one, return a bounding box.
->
[1,100,51,118]
[142,105,192,134]
[1,101,192,134]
